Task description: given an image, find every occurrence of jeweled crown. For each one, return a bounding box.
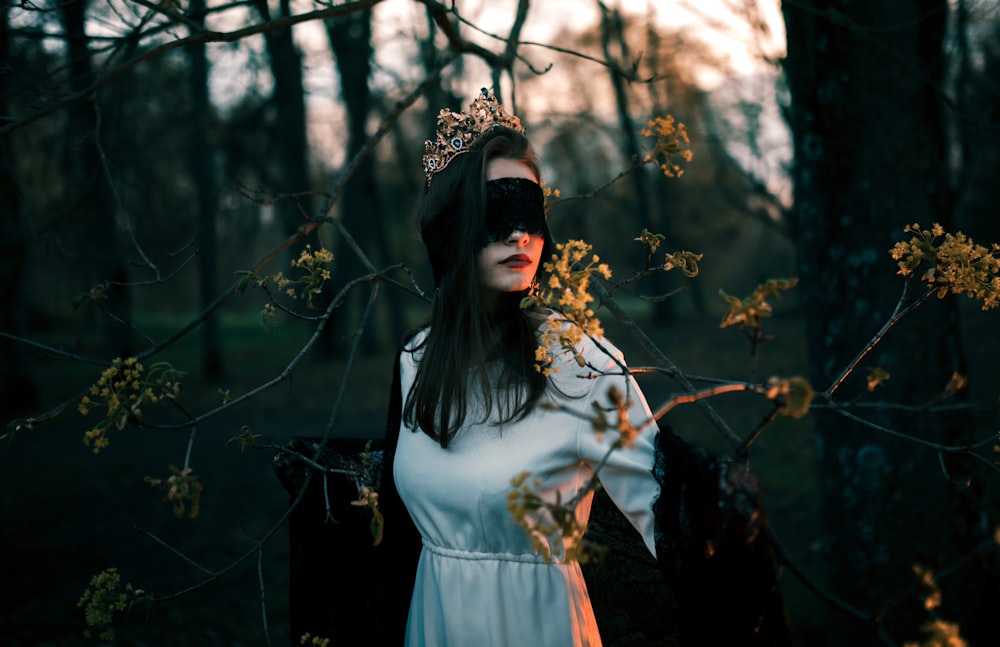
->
[422,88,525,185]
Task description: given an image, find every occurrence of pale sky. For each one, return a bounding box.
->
[293,0,786,167]
[35,0,784,118]
[360,0,785,90]
[475,0,786,87]
[242,0,784,187]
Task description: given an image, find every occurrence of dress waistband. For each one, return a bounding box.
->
[422,539,554,564]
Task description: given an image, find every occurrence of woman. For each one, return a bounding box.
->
[380,88,662,647]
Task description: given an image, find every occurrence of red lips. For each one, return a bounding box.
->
[501,254,531,268]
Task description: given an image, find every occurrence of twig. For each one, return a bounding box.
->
[649,383,753,420]
[135,527,215,575]
[90,298,159,346]
[593,281,741,447]
[274,445,368,478]
[322,471,336,524]
[149,481,305,603]
[93,99,160,277]
[143,273,374,430]
[0,331,106,366]
[551,155,647,206]
[824,275,936,398]
[257,547,272,647]
[831,405,998,454]
[765,526,878,630]
[428,0,659,82]
[739,403,782,458]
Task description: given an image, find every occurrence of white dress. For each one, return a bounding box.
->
[393,323,661,647]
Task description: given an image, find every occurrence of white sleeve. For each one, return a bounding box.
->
[573,348,660,559]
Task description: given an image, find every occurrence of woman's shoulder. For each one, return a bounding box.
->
[397,327,429,374]
[400,326,429,353]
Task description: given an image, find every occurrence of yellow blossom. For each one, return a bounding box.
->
[529,240,612,373]
[78,359,184,453]
[891,223,1000,310]
[642,115,693,178]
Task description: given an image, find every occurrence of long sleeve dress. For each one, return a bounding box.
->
[391,324,660,647]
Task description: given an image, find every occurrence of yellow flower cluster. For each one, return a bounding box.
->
[903,565,968,647]
[587,385,641,448]
[79,358,182,454]
[890,223,1000,310]
[349,485,385,546]
[634,228,665,257]
[541,182,560,214]
[719,278,799,330]
[288,244,334,307]
[761,376,814,419]
[527,240,611,375]
[241,243,335,326]
[292,245,333,272]
[300,633,331,646]
[903,619,967,647]
[144,465,203,519]
[506,388,645,565]
[641,115,693,178]
[225,425,261,452]
[634,228,702,276]
[506,472,589,564]
[77,568,128,641]
[865,367,890,393]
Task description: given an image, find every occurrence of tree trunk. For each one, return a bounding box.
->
[599,5,679,325]
[954,5,1000,244]
[59,0,133,359]
[326,7,401,354]
[782,1,996,644]
[0,0,41,417]
[187,0,223,378]
[255,0,314,238]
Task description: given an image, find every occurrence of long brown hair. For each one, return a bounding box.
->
[404,127,551,447]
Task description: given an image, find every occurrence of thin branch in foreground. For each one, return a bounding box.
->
[257,548,271,647]
[135,527,215,576]
[824,279,935,397]
[593,281,741,447]
[145,274,385,606]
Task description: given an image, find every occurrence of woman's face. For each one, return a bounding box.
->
[477,158,545,300]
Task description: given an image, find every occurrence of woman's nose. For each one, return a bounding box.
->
[507,229,529,246]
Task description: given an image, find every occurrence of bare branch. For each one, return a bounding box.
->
[824,279,936,397]
[1,0,386,136]
[593,281,742,447]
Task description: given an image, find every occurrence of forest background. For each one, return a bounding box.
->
[2,0,1000,646]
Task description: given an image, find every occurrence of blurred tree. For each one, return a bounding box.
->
[597,2,662,321]
[641,17,711,318]
[954,1,1000,245]
[325,5,403,354]
[253,0,314,240]
[188,0,224,377]
[0,0,41,417]
[527,9,784,317]
[782,1,996,644]
[58,0,133,359]
[419,5,464,132]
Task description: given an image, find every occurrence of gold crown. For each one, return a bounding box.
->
[422,88,525,184]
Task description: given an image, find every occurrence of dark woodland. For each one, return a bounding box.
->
[2,1,999,645]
